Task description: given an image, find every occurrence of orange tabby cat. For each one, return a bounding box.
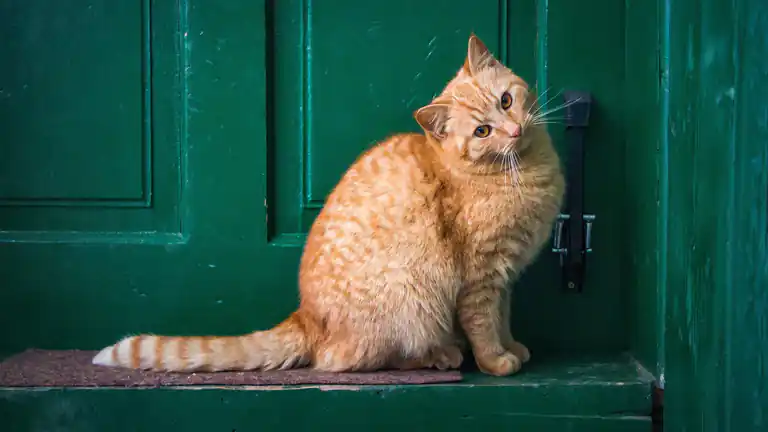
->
[93,35,565,376]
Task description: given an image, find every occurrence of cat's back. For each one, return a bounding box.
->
[325,132,442,213]
[301,133,447,270]
[299,132,453,300]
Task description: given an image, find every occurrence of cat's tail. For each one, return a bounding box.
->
[91,312,313,372]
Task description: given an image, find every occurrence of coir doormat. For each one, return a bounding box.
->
[0,349,463,388]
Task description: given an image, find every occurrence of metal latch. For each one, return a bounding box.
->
[552,213,596,286]
[551,90,594,293]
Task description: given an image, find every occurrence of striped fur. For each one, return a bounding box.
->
[93,313,309,372]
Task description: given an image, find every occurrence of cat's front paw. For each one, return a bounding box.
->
[430,345,464,370]
[392,345,464,371]
[504,340,531,363]
[475,351,523,376]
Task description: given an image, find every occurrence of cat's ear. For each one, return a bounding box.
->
[414,103,451,140]
[464,33,500,75]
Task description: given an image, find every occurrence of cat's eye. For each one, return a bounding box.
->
[501,92,513,109]
[474,125,492,138]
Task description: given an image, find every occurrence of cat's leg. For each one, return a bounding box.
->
[457,282,523,376]
[499,287,530,363]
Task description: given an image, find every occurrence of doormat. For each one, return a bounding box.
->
[0,349,463,388]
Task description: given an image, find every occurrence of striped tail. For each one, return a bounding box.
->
[92,313,311,372]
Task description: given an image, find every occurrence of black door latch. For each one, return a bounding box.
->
[551,90,594,293]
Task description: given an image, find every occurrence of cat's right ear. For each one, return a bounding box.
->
[414,103,451,140]
[465,33,500,76]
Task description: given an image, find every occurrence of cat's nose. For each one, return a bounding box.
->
[511,123,522,137]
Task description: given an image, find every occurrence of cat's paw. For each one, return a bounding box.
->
[476,351,523,376]
[391,345,463,371]
[504,340,531,363]
[430,345,463,370]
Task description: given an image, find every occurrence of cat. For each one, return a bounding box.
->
[92,34,565,377]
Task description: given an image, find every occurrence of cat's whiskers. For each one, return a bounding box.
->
[490,149,504,169]
[531,117,568,122]
[525,90,548,122]
[529,87,558,116]
[506,153,517,194]
[512,151,526,189]
[527,88,563,126]
[529,97,580,126]
[507,152,524,203]
[529,119,568,127]
[525,89,583,130]
[501,152,508,188]
[509,152,520,185]
[492,143,526,201]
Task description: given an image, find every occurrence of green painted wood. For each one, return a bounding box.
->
[0,355,652,431]
[623,0,667,378]
[0,0,181,234]
[0,390,650,432]
[664,0,768,429]
[0,0,652,428]
[0,0,284,351]
[0,1,146,202]
[0,0,630,358]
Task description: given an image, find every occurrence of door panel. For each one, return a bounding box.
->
[0,0,181,234]
[0,0,626,357]
[0,1,279,353]
[1,1,145,201]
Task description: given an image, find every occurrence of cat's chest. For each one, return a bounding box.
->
[448,192,551,280]
[452,187,558,261]
[458,192,534,234]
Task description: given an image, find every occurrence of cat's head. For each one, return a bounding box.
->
[415,35,539,164]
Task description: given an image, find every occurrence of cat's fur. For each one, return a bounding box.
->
[93,35,565,376]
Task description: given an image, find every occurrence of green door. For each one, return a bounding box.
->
[1,0,627,357]
[1,0,651,429]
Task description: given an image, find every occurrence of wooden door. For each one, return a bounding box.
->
[0,0,627,360]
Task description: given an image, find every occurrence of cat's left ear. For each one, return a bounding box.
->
[464,33,500,76]
[414,103,452,140]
